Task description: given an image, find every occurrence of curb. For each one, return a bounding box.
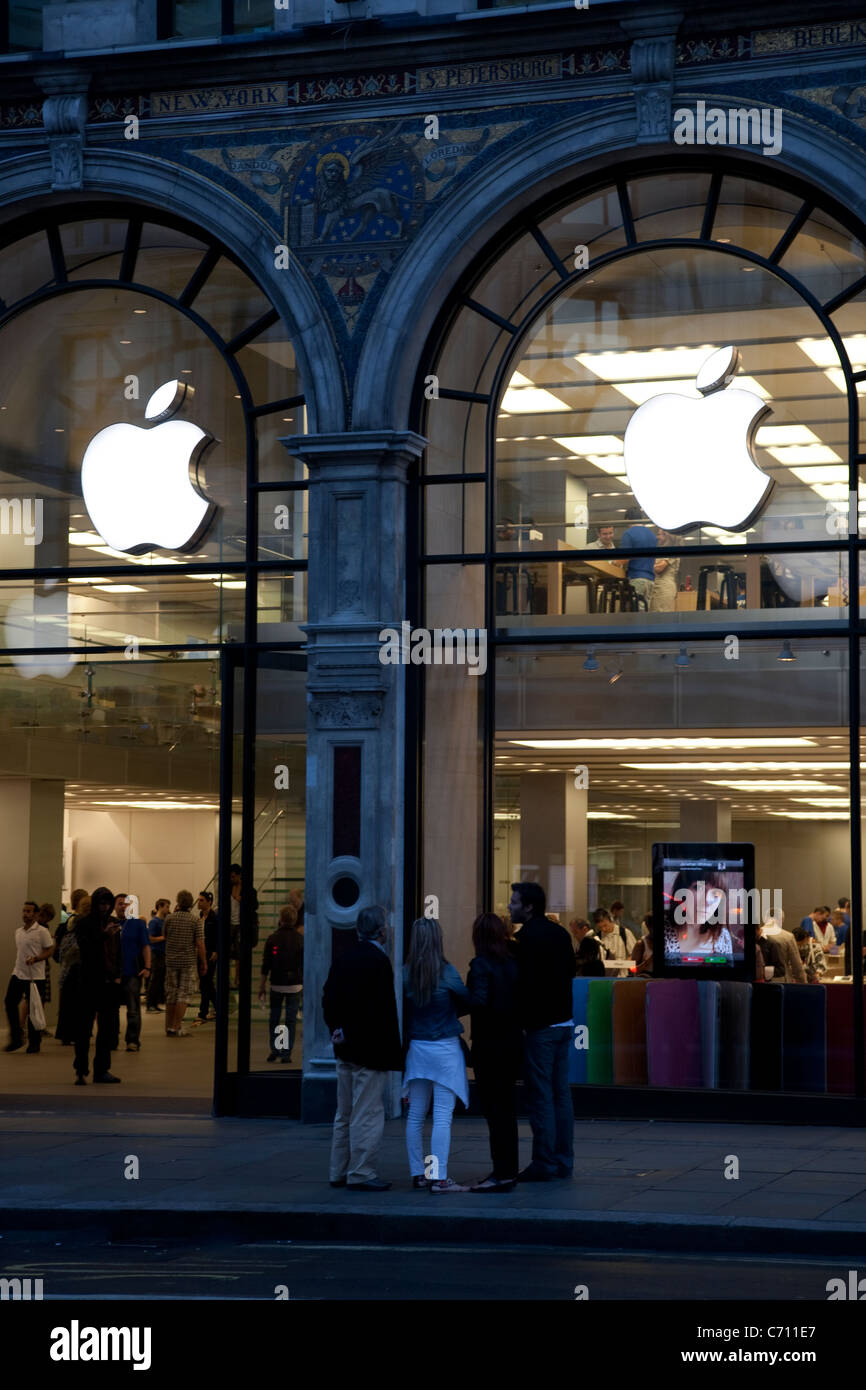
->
[3,1204,866,1257]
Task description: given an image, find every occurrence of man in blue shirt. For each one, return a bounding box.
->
[146,898,170,1013]
[800,906,830,939]
[619,507,657,608]
[116,894,151,1052]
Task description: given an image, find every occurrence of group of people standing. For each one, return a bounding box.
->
[322,881,575,1194]
[4,886,221,1082]
[587,512,681,612]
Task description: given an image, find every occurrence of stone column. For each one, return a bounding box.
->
[679,799,732,842]
[285,430,425,1122]
[519,773,589,920]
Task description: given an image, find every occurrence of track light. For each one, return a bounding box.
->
[607,661,623,685]
[675,646,690,668]
[778,641,796,663]
[583,648,600,672]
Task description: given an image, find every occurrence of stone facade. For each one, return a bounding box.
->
[2,1,866,1114]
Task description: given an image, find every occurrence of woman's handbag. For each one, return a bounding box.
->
[29,982,46,1031]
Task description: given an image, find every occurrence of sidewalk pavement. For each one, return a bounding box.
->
[2,1107,866,1255]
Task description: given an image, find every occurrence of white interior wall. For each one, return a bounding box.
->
[66,808,220,914]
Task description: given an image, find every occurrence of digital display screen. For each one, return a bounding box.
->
[652,842,756,980]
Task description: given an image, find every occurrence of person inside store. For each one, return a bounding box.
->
[592,906,636,961]
[258,902,303,1063]
[466,912,522,1193]
[835,897,851,945]
[56,890,88,1046]
[631,914,654,976]
[4,901,54,1054]
[146,899,170,1013]
[116,894,151,1054]
[618,506,658,610]
[800,904,832,942]
[574,935,606,977]
[228,864,260,989]
[759,908,806,983]
[792,925,827,984]
[36,903,56,1027]
[193,890,218,1026]
[288,887,305,931]
[163,891,207,1038]
[510,881,576,1183]
[402,915,471,1193]
[322,903,402,1193]
[568,917,596,955]
[663,870,733,965]
[808,906,836,955]
[586,524,615,550]
[73,886,123,1084]
[650,530,681,612]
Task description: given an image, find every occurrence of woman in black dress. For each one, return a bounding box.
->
[467,912,523,1193]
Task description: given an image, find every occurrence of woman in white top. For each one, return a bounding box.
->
[402,917,471,1193]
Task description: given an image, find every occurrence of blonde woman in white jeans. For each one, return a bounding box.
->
[402,917,471,1193]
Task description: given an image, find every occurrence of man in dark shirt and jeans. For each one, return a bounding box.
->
[511,881,576,1182]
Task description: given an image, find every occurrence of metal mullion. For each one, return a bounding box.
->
[701,170,723,242]
[463,297,518,335]
[528,222,569,281]
[178,245,221,308]
[824,273,866,317]
[120,218,142,284]
[768,201,814,265]
[249,394,305,418]
[213,644,237,1115]
[221,0,234,35]
[46,223,67,285]
[438,388,490,405]
[226,308,279,357]
[420,472,486,485]
[617,179,636,246]
[488,622,850,648]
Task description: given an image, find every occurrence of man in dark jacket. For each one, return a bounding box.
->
[511,881,576,1182]
[74,886,124,1085]
[322,904,402,1192]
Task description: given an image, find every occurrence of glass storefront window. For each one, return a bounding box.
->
[491,638,853,1094]
[495,245,847,551]
[420,165,866,1105]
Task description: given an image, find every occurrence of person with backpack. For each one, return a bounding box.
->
[259,903,304,1063]
[592,906,635,961]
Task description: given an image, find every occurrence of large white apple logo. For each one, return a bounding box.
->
[81,380,216,553]
[3,579,78,679]
[623,346,774,532]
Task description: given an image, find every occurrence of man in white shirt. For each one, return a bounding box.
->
[586,525,616,550]
[4,901,54,1053]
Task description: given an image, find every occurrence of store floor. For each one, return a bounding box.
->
[0,999,303,1102]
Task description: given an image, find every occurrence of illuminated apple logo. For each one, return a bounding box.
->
[3,579,78,679]
[623,346,774,532]
[81,381,216,553]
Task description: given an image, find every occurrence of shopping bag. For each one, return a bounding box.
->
[29,982,46,1031]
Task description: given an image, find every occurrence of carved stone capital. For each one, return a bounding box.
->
[629,32,677,145]
[43,94,87,191]
[309,690,385,729]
